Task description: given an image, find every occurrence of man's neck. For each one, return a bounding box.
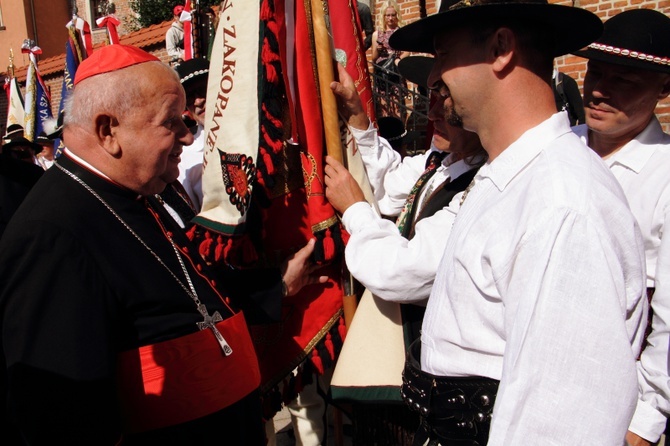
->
[588,115,652,159]
[588,134,628,159]
[588,127,647,159]
[476,75,557,162]
[480,109,555,162]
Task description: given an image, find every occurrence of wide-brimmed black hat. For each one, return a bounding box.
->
[174,58,210,87]
[573,9,670,74]
[389,0,603,57]
[398,56,435,89]
[2,125,43,154]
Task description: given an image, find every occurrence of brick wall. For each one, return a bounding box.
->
[5,2,670,135]
[75,0,135,36]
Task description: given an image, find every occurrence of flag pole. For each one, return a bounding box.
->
[8,49,15,78]
[310,0,358,329]
[310,0,344,164]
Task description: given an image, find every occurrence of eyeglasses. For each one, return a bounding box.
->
[429,81,450,99]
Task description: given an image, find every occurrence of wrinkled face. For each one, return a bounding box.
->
[384,7,398,29]
[428,27,488,133]
[184,76,208,127]
[113,64,194,195]
[583,59,670,142]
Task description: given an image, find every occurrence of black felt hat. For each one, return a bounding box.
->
[2,125,43,154]
[174,58,210,87]
[389,0,603,57]
[573,9,670,74]
[377,116,407,143]
[398,56,435,89]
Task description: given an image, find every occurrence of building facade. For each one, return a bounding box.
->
[2,0,670,136]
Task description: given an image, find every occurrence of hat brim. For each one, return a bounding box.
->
[573,47,670,74]
[398,56,435,89]
[2,138,43,154]
[389,3,603,57]
[180,69,209,88]
[175,58,210,88]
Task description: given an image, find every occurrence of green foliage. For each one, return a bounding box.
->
[128,0,220,29]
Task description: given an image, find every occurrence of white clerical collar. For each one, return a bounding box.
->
[63,148,142,199]
[63,148,111,179]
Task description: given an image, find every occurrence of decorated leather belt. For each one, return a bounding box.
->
[116,311,260,433]
[401,339,499,446]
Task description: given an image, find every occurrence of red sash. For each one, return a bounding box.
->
[116,312,260,433]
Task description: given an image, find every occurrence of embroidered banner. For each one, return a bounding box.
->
[197,0,259,233]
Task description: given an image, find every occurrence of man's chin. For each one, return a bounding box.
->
[157,170,180,190]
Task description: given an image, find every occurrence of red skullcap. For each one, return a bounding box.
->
[173,5,184,16]
[74,44,160,85]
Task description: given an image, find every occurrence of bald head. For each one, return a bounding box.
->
[62,61,193,195]
[64,61,179,134]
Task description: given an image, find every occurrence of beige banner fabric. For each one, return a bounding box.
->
[331,288,405,392]
[198,0,260,233]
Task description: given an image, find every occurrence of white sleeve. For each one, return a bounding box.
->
[489,208,647,445]
[351,125,429,217]
[629,209,670,442]
[341,198,458,302]
[181,164,203,212]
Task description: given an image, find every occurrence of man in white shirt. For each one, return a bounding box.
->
[571,9,670,446]
[325,55,486,444]
[365,0,648,444]
[175,58,209,211]
[327,57,485,306]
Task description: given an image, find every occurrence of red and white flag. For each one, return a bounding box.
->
[96,15,121,45]
[66,16,93,58]
[180,1,194,60]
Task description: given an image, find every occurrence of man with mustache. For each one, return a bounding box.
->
[572,9,670,446]
[325,55,486,444]
[326,58,485,308]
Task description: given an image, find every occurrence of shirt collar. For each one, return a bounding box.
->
[447,152,485,180]
[477,112,572,191]
[604,117,663,174]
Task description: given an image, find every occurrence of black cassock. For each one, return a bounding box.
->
[0,154,266,445]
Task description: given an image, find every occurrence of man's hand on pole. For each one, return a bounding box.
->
[330,63,370,131]
[324,155,367,215]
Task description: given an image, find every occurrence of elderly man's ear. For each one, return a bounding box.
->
[94,113,122,157]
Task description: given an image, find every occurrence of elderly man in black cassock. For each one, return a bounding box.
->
[0,44,324,445]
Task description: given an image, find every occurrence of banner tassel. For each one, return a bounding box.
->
[310,349,324,375]
[338,316,347,342]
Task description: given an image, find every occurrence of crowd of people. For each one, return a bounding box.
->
[1,1,670,445]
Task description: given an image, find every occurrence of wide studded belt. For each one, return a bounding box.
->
[401,339,499,446]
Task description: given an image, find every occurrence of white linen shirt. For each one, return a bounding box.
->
[423,113,648,444]
[575,118,670,442]
[178,125,204,211]
[341,124,477,302]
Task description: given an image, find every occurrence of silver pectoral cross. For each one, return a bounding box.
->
[196,304,233,356]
